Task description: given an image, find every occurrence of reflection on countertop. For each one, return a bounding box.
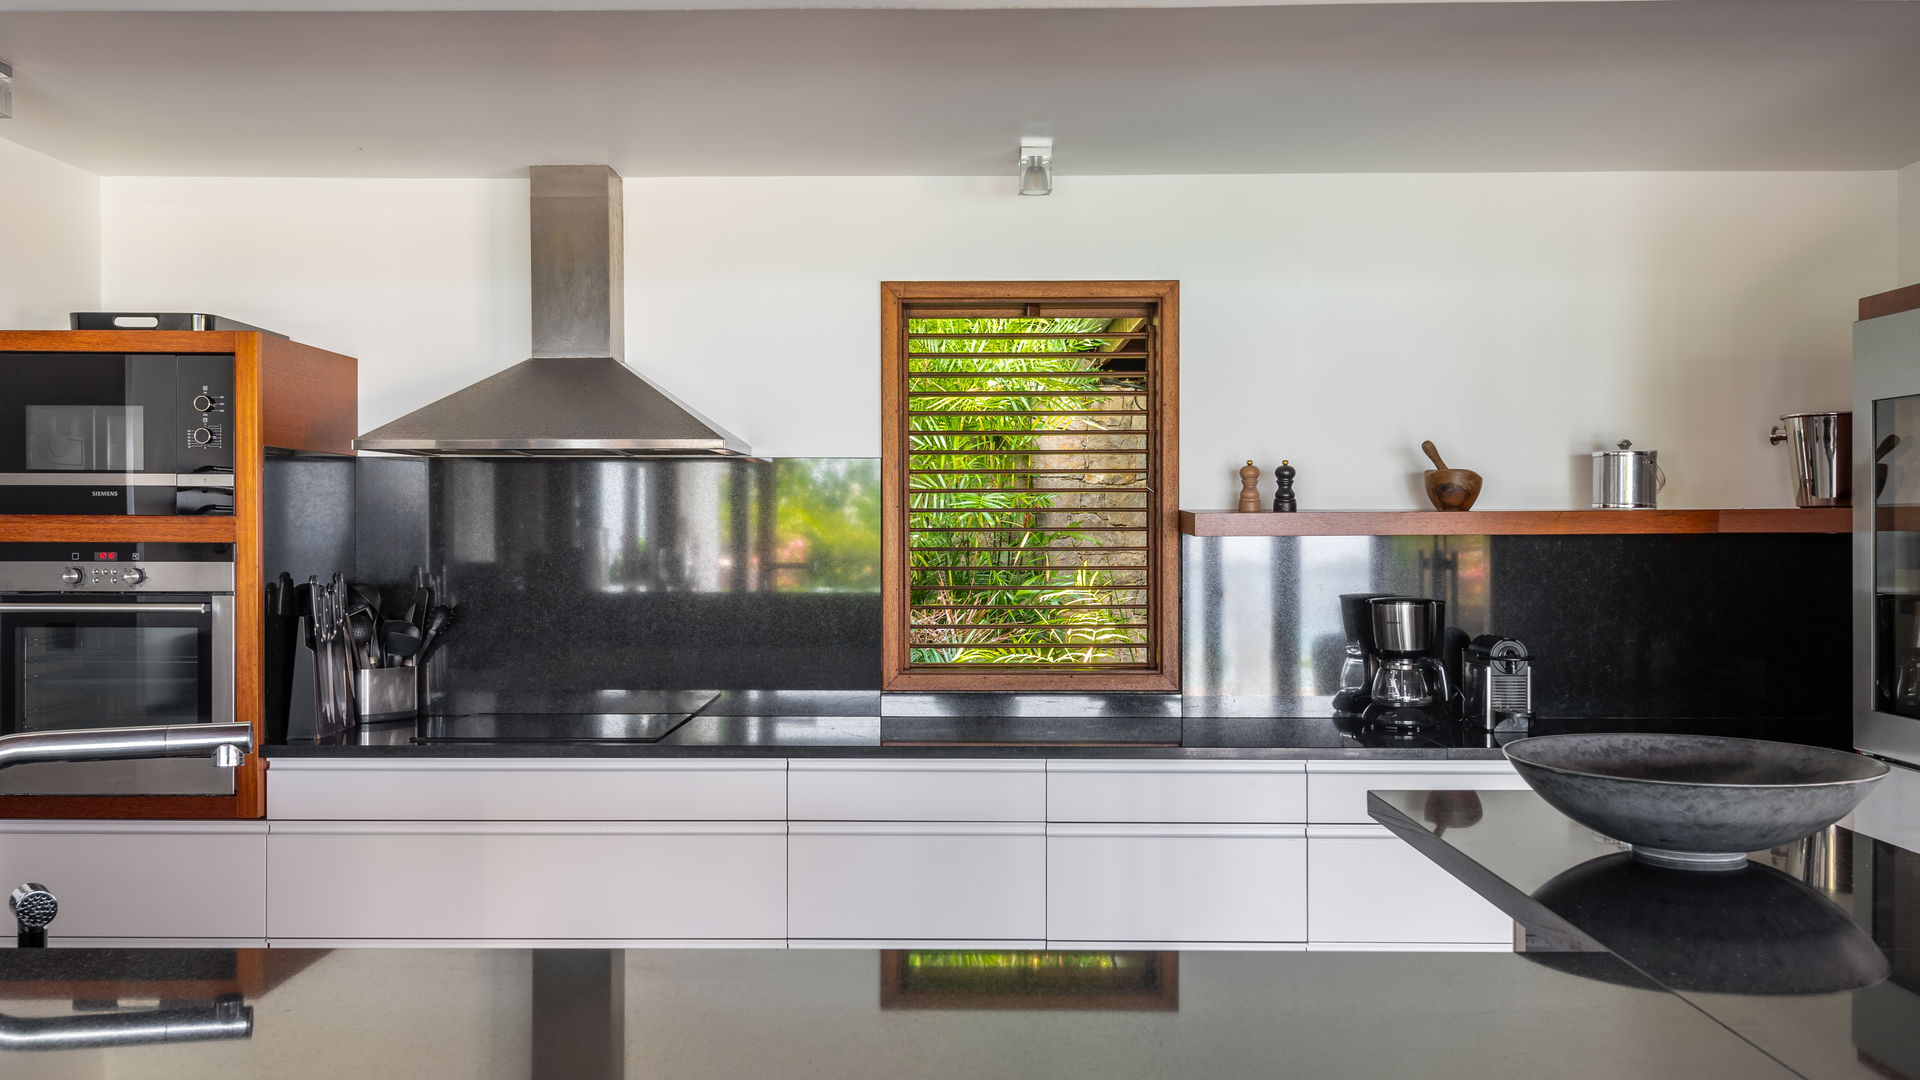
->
[0,948,1800,1079]
[1372,785,1920,1080]
[268,696,1847,761]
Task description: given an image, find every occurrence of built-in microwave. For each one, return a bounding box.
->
[0,542,235,795]
[0,352,236,515]
[1856,303,1920,770]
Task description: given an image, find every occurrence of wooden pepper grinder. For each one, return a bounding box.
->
[1237,461,1263,512]
[1273,460,1297,512]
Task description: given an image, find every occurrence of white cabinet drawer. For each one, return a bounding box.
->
[1047,761,1306,823]
[267,758,787,820]
[267,822,785,939]
[1305,761,1525,824]
[0,823,265,939]
[1306,824,1513,945]
[1046,824,1306,943]
[788,760,1044,822]
[788,823,1045,940]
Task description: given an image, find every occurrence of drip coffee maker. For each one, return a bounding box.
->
[1330,592,1393,714]
[1359,597,1455,729]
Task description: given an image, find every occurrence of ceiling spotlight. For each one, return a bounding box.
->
[0,61,12,120]
[1018,138,1053,196]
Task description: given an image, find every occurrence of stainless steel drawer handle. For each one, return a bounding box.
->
[0,603,209,614]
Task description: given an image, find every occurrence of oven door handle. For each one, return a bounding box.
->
[0,603,209,614]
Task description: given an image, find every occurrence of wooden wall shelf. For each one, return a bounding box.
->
[1179,508,1852,537]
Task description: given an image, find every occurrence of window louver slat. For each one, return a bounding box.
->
[882,282,1179,689]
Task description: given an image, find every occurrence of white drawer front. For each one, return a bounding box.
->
[0,823,265,939]
[788,823,1045,940]
[1306,824,1513,945]
[267,759,787,820]
[788,760,1044,822]
[1046,824,1307,943]
[267,822,785,939]
[1047,761,1306,823]
[1305,761,1525,824]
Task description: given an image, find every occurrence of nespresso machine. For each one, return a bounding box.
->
[1359,596,1455,729]
[1463,635,1533,732]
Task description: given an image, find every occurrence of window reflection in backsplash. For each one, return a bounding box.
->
[1184,532,1847,723]
[354,456,883,693]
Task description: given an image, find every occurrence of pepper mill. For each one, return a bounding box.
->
[1237,461,1263,512]
[1273,460,1297,512]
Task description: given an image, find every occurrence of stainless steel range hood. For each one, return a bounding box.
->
[354,165,751,458]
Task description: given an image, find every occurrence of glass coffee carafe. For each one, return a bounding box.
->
[1360,597,1454,729]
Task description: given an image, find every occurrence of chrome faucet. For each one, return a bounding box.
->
[0,723,253,773]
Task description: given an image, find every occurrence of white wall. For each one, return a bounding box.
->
[0,137,99,328]
[1901,160,1920,286]
[102,171,1894,509]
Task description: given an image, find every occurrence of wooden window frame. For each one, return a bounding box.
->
[880,280,1180,692]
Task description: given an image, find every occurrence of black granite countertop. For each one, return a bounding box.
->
[265,693,1844,760]
[1370,783,1920,1080]
[0,945,1801,1078]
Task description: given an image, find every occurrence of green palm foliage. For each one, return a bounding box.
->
[908,317,1145,665]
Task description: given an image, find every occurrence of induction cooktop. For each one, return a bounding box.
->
[413,690,720,744]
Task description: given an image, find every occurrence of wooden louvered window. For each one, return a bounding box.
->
[881,281,1179,691]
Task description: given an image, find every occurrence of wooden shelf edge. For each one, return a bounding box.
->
[0,516,238,543]
[1179,508,1852,538]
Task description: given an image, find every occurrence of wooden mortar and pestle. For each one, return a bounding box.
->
[1421,441,1482,511]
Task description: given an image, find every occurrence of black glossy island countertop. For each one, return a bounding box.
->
[264,689,1843,760]
[1370,783,1920,1080]
[0,945,1806,1078]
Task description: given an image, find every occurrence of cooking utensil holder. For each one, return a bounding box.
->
[354,667,418,723]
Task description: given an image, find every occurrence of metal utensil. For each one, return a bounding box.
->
[380,619,423,666]
[348,610,379,669]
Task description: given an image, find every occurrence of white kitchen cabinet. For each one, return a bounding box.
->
[0,822,265,940]
[267,758,786,821]
[1304,760,1527,824]
[787,759,1044,822]
[1046,823,1307,945]
[787,822,1046,942]
[266,821,785,941]
[1047,760,1306,823]
[1303,761,1526,947]
[1306,824,1514,945]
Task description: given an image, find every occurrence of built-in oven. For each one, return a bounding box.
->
[0,542,235,795]
[0,352,235,515]
[1856,305,1920,770]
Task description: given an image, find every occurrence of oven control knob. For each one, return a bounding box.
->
[190,427,215,446]
[122,567,147,586]
[192,394,216,414]
[59,567,82,585]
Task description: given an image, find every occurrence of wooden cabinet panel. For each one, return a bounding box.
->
[1046,824,1307,944]
[788,760,1044,822]
[0,822,265,939]
[267,759,786,821]
[266,822,785,940]
[788,822,1046,941]
[1047,761,1305,823]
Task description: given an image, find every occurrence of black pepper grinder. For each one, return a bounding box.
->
[1273,460,1297,512]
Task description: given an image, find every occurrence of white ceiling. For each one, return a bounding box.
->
[0,0,1669,8]
[1,3,1918,177]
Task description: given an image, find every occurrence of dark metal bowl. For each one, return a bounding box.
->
[1503,734,1888,871]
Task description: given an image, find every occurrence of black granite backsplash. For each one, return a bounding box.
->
[1183,533,1850,730]
[346,457,1851,729]
[353,457,882,704]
